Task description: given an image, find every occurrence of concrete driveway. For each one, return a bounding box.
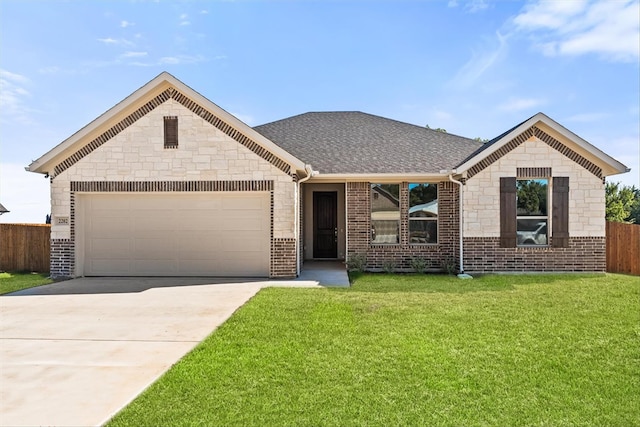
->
[0,277,292,427]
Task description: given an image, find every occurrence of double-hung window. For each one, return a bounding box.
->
[409,183,438,244]
[371,184,400,244]
[516,178,549,246]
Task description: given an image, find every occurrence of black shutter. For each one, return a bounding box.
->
[164,116,178,148]
[552,177,570,248]
[500,177,517,248]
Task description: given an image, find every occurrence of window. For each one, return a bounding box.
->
[164,116,178,148]
[409,183,437,244]
[371,184,399,244]
[516,178,548,246]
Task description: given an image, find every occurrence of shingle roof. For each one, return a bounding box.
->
[253,112,483,174]
[454,114,535,169]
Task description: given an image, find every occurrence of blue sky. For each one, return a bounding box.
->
[1,0,638,223]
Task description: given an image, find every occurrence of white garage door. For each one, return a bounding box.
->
[77,193,270,277]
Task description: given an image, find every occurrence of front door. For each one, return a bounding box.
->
[313,191,338,258]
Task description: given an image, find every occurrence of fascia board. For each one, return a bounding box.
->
[536,115,629,176]
[28,73,174,174]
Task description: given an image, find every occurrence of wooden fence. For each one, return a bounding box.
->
[0,224,51,273]
[0,222,637,275]
[606,221,640,276]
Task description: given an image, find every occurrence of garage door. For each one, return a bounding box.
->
[77,193,270,277]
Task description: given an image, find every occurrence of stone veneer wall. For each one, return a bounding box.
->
[464,237,606,272]
[49,97,298,279]
[346,181,460,271]
[460,127,607,273]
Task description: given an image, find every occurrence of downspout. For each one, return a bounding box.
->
[295,164,315,276]
[448,174,464,274]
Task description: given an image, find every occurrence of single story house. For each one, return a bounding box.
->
[27,72,629,279]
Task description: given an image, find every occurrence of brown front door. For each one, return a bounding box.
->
[313,192,338,258]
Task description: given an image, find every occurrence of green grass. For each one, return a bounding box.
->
[108,274,640,427]
[0,271,52,295]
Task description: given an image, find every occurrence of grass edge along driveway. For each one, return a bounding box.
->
[0,272,52,295]
[107,273,640,427]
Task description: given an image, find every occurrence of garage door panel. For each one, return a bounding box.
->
[87,222,131,238]
[91,209,133,220]
[80,193,270,277]
[132,217,170,232]
[127,260,177,275]
[222,196,265,211]
[175,216,220,231]
[222,217,267,231]
[133,239,176,259]
[221,233,264,252]
[89,239,131,258]
[89,259,131,275]
[175,234,221,252]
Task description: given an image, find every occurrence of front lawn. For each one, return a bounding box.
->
[0,272,52,295]
[108,274,640,427]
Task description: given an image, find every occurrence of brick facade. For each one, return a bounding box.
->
[346,181,460,272]
[271,238,297,277]
[464,237,606,273]
[50,239,74,279]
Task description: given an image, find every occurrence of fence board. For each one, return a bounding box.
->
[606,221,640,276]
[0,224,51,273]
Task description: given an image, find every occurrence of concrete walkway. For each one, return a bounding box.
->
[0,277,318,427]
[295,261,350,287]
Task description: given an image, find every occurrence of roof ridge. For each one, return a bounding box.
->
[256,111,476,141]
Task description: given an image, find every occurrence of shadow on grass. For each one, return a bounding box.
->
[343,272,601,294]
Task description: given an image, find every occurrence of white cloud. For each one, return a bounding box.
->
[513,0,640,62]
[0,163,50,224]
[159,55,205,65]
[449,31,508,88]
[179,13,190,26]
[447,0,489,13]
[121,51,148,58]
[0,69,29,84]
[0,70,33,124]
[564,112,610,123]
[97,37,134,47]
[498,97,545,112]
[465,0,489,13]
[131,54,206,67]
[199,10,209,14]
[120,20,135,28]
[38,66,61,74]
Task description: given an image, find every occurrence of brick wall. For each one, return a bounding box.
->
[464,237,606,272]
[346,181,460,272]
[271,238,297,277]
[50,239,74,279]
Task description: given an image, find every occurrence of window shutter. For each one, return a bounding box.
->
[552,177,569,248]
[500,177,517,248]
[164,116,178,148]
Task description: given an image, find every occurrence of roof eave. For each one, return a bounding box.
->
[456,112,630,177]
[27,72,307,176]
